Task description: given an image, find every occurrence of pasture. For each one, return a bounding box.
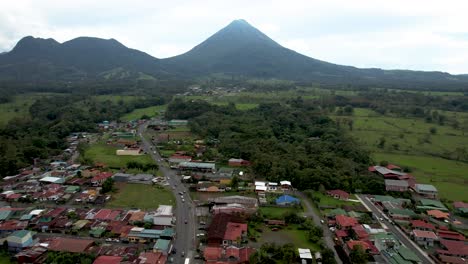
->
[338,108,468,201]
[120,105,167,121]
[82,142,155,169]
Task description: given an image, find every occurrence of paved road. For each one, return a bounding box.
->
[139,123,195,263]
[295,191,343,264]
[357,194,434,264]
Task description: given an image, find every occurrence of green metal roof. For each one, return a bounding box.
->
[398,247,421,262]
[161,228,175,237]
[153,239,171,251]
[0,211,12,221]
[388,208,416,217]
[326,208,347,217]
[419,199,447,210]
[10,230,32,239]
[20,214,33,221]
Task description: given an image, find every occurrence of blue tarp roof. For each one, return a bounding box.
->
[276,195,300,204]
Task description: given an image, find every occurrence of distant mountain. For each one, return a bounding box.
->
[162,19,468,88]
[1,20,468,90]
[0,36,164,83]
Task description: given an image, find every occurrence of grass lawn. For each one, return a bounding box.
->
[258,224,319,251]
[83,143,155,168]
[108,183,175,209]
[313,192,357,208]
[121,105,167,121]
[373,153,468,201]
[0,254,14,264]
[259,206,301,219]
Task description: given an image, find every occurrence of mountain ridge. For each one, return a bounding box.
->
[1,19,467,90]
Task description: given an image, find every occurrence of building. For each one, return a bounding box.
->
[91,172,114,186]
[453,201,468,215]
[168,155,192,165]
[136,252,167,264]
[152,205,174,226]
[6,230,35,252]
[47,237,94,253]
[335,215,358,230]
[280,181,292,190]
[228,158,251,167]
[437,230,465,241]
[327,190,350,200]
[93,256,123,264]
[212,195,258,208]
[413,184,438,199]
[410,220,435,231]
[384,179,409,192]
[168,119,188,126]
[178,162,216,173]
[387,208,417,222]
[427,209,449,220]
[153,239,172,254]
[275,195,300,206]
[207,214,245,246]
[298,248,313,263]
[116,148,142,156]
[437,239,468,258]
[412,230,438,247]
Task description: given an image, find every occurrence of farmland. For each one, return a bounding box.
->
[336,108,468,201]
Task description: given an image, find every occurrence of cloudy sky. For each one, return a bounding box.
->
[1,0,468,74]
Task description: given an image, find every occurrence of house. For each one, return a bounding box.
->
[410,220,435,231]
[412,230,438,247]
[275,195,300,206]
[168,155,192,164]
[345,240,379,255]
[387,208,417,222]
[204,246,255,264]
[280,181,292,190]
[298,248,313,263]
[47,237,94,253]
[223,222,247,246]
[335,215,358,229]
[152,205,174,227]
[413,184,438,199]
[168,119,188,126]
[437,239,468,258]
[453,201,468,215]
[228,158,251,167]
[6,230,36,252]
[91,172,114,186]
[212,195,258,208]
[93,255,123,264]
[327,190,350,200]
[14,246,48,264]
[385,179,409,192]
[129,211,146,224]
[153,239,171,254]
[136,252,167,264]
[427,209,449,220]
[417,198,448,212]
[254,181,267,193]
[437,230,465,241]
[207,214,245,246]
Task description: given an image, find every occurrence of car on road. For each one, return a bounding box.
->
[181,251,185,257]
[182,199,185,203]
[184,219,188,224]
[179,192,183,195]
[320,219,325,224]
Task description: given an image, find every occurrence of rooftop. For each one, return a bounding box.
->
[415,184,438,192]
[412,230,438,239]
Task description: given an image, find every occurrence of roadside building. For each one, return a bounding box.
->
[228,158,251,167]
[427,209,449,220]
[47,237,94,253]
[335,215,358,230]
[384,179,409,192]
[93,256,123,264]
[453,201,468,215]
[153,239,172,255]
[412,230,438,247]
[413,184,438,199]
[410,220,435,231]
[280,181,292,190]
[179,162,216,173]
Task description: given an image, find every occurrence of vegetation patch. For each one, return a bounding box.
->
[108,183,175,209]
[121,105,167,121]
[81,142,155,169]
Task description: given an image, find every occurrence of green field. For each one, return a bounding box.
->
[0,93,60,127]
[82,143,155,168]
[313,192,357,207]
[108,183,175,209]
[258,224,319,251]
[373,153,468,201]
[337,108,468,201]
[121,105,167,121]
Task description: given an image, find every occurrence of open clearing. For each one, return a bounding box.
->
[83,143,155,168]
[337,108,468,201]
[258,224,319,251]
[108,183,175,209]
[121,105,167,121]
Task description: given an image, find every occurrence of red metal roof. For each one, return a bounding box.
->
[453,201,468,209]
[335,230,348,237]
[427,209,449,219]
[352,225,369,239]
[327,190,350,199]
[224,222,247,241]
[91,172,114,182]
[439,239,468,256]
[204,246,223,261]
[437,230,465,241]
[48,237,94,253]
[411,220,435,230]
[93,255,123,264]
[412,230,438,239]
[335,215,358,228]
[94,209,121,221]
[386,164,401,170]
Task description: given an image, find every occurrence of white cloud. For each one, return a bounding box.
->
[1,0,468,73]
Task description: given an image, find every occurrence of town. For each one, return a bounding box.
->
[0,109,466,264]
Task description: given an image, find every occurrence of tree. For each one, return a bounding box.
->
[230,175,240,189]
[429,127,437,134]
[321,248,337,264]
[344,105,354,115]
[349,245,367,264]
[377,137,386,149]
[102,178,114,193]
